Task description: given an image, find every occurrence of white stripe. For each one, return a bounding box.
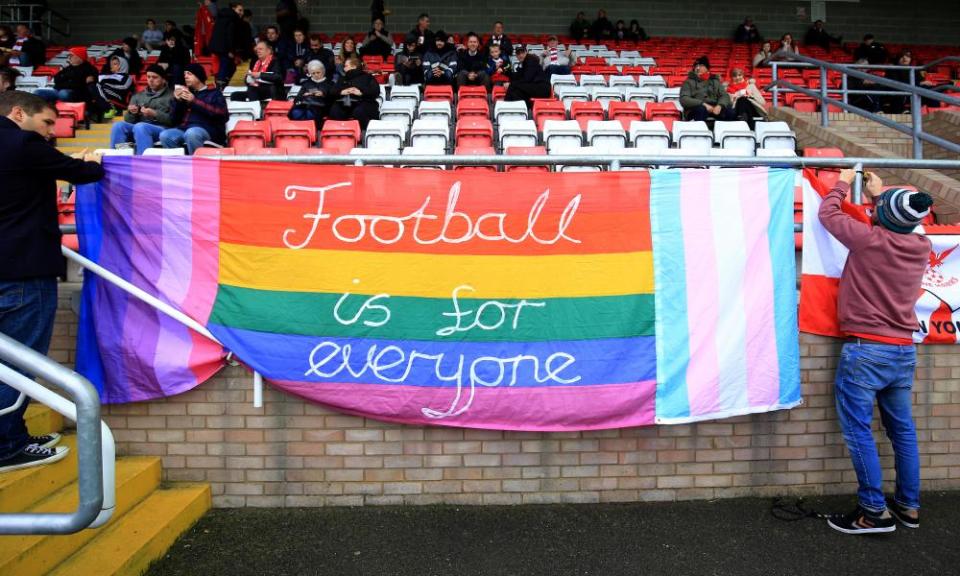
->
[801,174,848,278]
[709,169,750,414]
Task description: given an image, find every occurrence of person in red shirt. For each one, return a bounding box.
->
[194,0,217,57]
[819,169,933,535]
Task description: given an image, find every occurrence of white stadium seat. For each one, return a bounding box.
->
[498,119,539,151]
[542,119,584,152]
[586,120,627,151]
[714,121,756,155]
[629,120,671,152]
[672,121,714,154]
[755,121,797,150]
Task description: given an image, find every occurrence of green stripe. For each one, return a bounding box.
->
[210,284,654,342]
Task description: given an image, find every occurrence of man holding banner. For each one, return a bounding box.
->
[818,168,933,534]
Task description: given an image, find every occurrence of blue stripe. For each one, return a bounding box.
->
[767,168,801,406]
[649,170,691,419]
[208,324,657,387]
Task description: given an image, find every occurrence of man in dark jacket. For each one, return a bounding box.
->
[734,17,761,44]
[854,34,889,65]
[591,9,614,42]
[485,21,512,59]
[0,90,103,473]
[820,170,932,535]
[804,20,841,51]
[422,31,457,86]
[34,46,97,104]
[679,56,735,121]
[457,32,490,90]
[569,12,590,42]
[210,2,244,88]
[159,63,228,154]
[7,23,46,67]
[236,40,285,101]
[409,13,434,55]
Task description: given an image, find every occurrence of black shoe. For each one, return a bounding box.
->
[827,505,896,534]
[28,432,61,449]
[0,444,70,474]
[887,499,920,529]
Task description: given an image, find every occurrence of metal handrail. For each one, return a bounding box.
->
[920,56,960,71]
[0,332,115,535]
[767,51,960,159]
[0,3,70,41]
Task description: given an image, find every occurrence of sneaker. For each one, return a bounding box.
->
[28,432,62,449]
[103,109,118,120]
[827,505,896,534]
[0,444,70,474]
[887,499,920,529]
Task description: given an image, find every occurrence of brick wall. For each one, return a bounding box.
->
[44,0,960,47]
[47,282,960,508]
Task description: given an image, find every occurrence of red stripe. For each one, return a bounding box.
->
[799,273,843,337]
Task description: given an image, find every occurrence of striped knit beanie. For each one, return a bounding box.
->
[875,187,934,233]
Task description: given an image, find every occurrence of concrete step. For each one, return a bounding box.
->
[25,404,64,437]
[48,484,211,576]
[0,456,161,576]
[0,435,77,513]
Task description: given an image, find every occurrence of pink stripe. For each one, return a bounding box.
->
[680,170,721,416]
[269,380,657,431]
[738,168,782,407]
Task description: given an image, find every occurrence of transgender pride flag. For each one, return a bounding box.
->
[76,159,800,429]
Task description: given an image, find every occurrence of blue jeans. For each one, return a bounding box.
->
[834,341,921,512]
[34,88,80,103]
[110,121,166,155]
[0,278,58,460]
[215,53,236,84]
[159,127,211,155]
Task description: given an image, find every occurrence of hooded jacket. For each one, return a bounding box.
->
[96,57,133,105]
[679,69,732,111]
[52,60,98,92]
[422,45,458,82]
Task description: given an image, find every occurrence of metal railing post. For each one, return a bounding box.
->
[912,93,924,159]
[771,62,779,108]
[852,162,864,204]
[820,67,829,127]
[841,74,848,105]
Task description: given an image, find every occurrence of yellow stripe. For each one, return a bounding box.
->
[219,243,654,299]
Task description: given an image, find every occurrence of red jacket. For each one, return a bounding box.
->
[194,4,215,56]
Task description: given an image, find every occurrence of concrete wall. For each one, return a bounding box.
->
[48,285,960,508]
[46,0,960,47]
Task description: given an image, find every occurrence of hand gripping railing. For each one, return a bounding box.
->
[0,332,115,535]
[766,51,960,159]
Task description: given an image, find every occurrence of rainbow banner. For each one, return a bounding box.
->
[77,158,800,430]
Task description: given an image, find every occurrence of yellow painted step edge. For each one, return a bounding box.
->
[0,436,78,513]
[25,404,64,437]
[48,484,212,576]
[0,457,161,576]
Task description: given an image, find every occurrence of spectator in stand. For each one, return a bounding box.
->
[505,49,550,107]
[234,40,285,101]
[394,35,423,86]
[160,63,228,154]
[779,33,799,56]
[854,34,888,65]
[194,0,217,56]
[0,26,13,50]
[142,19,165,50]
[305,35,336,83]
[486,21,512,59]
[848,57,881,113]
[883,51,914,114]
[591,9,614,42]
[485,43,512,81]
[569,12,590,42]
[370,0,387,25]
[109,64,175,154]
[90,55,133,120]
[752,41,774,68]
[0,65,19,91]
[680,56,736,121]
[540,35,571,76]
[35,47,97,104]
[328,56,380,129]
[361,18,392,60]
[210,3,244,89]
[289,59,334,127]
[265,25,294,72]
[5,24,46,67]
[101,37,142,78]
[725,68,767,129]
[158,31,190,85]
[628,20,649,42]
[336,37,358,80]
[238,9,255,55]
[289,28,310,80]
[164,20,185,46]
[422,31,457,86]
[804,20,841,51]
[410,13,434,55]
[275,0,299,39]
[734,17,761,44]
[457,32,490,91]
[613,20,629,42]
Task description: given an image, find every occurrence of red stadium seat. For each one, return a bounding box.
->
[455,117,494,148]
[505,146,548,172]
[453,146,497,171]
[53,117,76,139]
[194,147,236,156]
[570,101,604,121]
[643,102,681,131]
[608,101,644,130]
[320,119,361,149]
[244,147,289,155]
[228,120,272,153]
[264,100,295,118]
[533,99,566,129]
[273,119,317,150]
[56,101,87,128]
[458,85,487,102]
[424,85,453,102]
[456,98,490,120]
[492,85,506,101]
[786,92,818,112]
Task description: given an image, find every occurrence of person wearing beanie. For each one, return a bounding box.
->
[159,64,227,154]
[158,31,191,85]
[679,55,736,121]
[422,30,457,86]
[109,63,175,154]
[819,170,933,535]
[34,46,97,104]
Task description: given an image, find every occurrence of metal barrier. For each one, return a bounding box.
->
[0,332,115,535]
[0,3,70,41]
[767,52,960,159]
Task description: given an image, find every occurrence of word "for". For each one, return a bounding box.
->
[282,181,581,250]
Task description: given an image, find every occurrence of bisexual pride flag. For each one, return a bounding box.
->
[77,158,800,430]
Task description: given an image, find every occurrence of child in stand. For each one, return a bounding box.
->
[485,43,512,83]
